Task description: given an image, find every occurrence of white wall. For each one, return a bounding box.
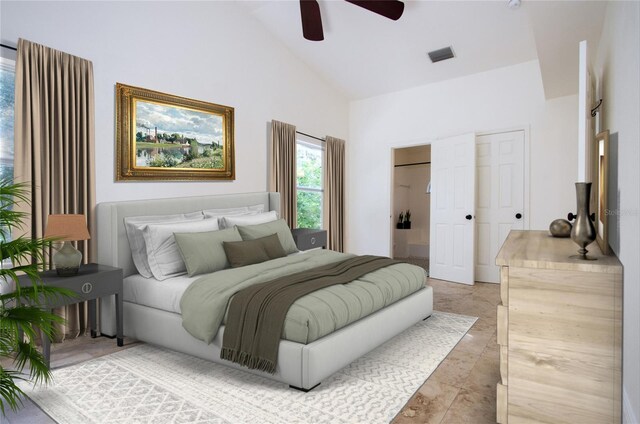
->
[595,2,640,422]
[347,60,578,256]
[0,1,349,204]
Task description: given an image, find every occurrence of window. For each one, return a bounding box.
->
[0,58,15,183]
[1,57,15,247]
[296,135,324,229]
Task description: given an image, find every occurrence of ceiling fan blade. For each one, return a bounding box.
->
[344,0,404,21]
[300,0,324,41]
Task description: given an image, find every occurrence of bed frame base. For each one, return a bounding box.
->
[113,286,432,390]
[290,383,321,393]
[96,192,434,390]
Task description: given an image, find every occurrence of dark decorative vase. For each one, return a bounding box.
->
[403,221,411,229]
[570,182,597,260]
[549,219,572,237]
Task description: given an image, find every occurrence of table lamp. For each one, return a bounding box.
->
[44,214,90,276]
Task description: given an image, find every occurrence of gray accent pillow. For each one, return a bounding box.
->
[175,227,243,277]
[236,219,298,255]
[223,233,287,268]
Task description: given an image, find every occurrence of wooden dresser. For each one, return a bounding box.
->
[495,230,622,424]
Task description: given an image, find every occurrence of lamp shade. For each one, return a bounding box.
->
[44,214,90,241]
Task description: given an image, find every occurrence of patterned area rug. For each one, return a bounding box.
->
[24,311,476,424]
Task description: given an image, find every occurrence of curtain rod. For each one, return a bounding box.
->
[296,130,325,143]
[0,43,17,51]
[394,161,431,168]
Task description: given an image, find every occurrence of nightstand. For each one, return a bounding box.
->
[291,228,327,250]
[16,263,124,366]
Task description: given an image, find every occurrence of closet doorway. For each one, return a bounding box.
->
[428,130,526,285]
[391,145,431,274]
[392,130,526,285]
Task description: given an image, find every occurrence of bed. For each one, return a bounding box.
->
[97,192,433,390]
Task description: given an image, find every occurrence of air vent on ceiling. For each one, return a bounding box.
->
[428,46,455,63]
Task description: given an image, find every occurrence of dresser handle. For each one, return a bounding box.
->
[311,237,316,245]
[81,282,93,294]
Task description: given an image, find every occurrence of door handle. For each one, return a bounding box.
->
[515,213,522,219]
[465,214,472,220]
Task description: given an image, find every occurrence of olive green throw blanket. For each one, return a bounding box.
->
[220,255,399,374]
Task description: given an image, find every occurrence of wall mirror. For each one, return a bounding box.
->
[594,130,609,254]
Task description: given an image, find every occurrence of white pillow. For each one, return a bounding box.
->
[143,219,220,281]
[221,210,278,228]
[124,212,203,278]
[202,204,265,220]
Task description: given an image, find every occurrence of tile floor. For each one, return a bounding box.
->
[393,279,501,424]
[4,278,500,424]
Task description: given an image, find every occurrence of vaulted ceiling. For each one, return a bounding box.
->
[239,0,608,100]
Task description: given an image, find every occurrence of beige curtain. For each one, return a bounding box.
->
[324,136,345,252]
[268,120,297,228]
[13,38,96,342]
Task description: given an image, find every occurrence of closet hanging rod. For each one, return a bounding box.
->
[394,161,431,168]
[0,43,17,51]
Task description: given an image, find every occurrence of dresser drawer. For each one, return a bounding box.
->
[291,228,327,250]
[497,383,507,424]
[497,304,508,346]
[500,266,509,306]
[500,345,508,385]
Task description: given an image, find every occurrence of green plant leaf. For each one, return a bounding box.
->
[0,367,27,415]
[13,341,52,386]
[0,179,70,416]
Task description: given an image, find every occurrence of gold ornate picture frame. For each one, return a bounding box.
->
[116,83,234,181]
[593,130,609,254]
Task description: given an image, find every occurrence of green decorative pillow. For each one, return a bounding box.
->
[236,219,298,254]
[223,233,287,268]
[174,227,243,277]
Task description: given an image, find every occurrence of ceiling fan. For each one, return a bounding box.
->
[299,0,405,41]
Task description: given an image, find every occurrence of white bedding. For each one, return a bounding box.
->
[123,273,197,314]
[123,251,308,314]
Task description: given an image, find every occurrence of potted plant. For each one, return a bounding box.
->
[0,179,71,415]
[396,212,404,229]
[403,209,412,229]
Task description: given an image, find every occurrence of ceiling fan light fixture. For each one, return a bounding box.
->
[507,0,521,9]
[344,0,405,21]
[300,0,324,41]
[298,0,405,41]
[427,46,455,63]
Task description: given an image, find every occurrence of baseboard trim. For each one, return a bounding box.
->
[623,387,639,424]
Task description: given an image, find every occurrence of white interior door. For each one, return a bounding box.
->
[430,133,476,285]
[475,131,525,283]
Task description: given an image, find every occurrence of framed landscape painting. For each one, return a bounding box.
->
[116,83,234,181]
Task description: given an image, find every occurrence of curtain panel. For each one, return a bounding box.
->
[13,38,96,341]
[268,120,297,228]
[324,136,345,252]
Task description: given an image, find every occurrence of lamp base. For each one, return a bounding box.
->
[56,266,80,277]
[53,241,83,277]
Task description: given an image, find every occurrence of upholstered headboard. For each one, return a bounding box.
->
[97,192,281,278]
